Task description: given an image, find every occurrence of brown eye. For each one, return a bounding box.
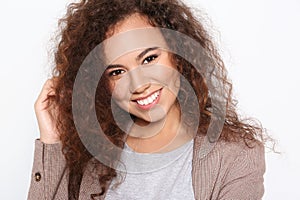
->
[109,69,125,76]
[142,54,158,64]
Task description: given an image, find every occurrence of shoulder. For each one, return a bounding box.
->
[193,134,265,165]
[192,135,266,199]
[192,134,266,183]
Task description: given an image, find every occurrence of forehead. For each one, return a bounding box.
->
[103,14,168,64]
[112,14,153,35]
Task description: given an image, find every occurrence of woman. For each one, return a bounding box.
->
[28,0,266,199]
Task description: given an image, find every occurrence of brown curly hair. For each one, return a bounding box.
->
[48,0,268,199]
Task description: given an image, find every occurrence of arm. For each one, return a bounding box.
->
[218,144,266,200]
[28,79,68,199]
[27,139,68,200]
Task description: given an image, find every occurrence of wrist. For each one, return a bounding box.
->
[40,135,60,144]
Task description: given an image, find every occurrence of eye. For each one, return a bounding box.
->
[109,69,125,76]
[142,54,158,64]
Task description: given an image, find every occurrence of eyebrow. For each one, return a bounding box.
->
[106,47,159,70]
[136,47,159,61]
[106,64,123,70]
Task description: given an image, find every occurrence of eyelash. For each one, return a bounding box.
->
[108,54,159,77]
[142,54,158,64]
[109,69,125,77]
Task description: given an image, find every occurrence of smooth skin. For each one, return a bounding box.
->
[106,14,191,153]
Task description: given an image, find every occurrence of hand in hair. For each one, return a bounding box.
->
[34,78,60,144]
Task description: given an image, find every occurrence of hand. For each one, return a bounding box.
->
[34,78,60,144]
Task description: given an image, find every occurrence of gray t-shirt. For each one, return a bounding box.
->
[105,139,195,200]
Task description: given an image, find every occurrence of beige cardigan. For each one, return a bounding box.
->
[27,134,265,200]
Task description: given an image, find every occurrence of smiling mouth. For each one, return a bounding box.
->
[133,89,162,110]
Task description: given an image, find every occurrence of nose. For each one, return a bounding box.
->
[131,82,151,94]
[129,67,151,94]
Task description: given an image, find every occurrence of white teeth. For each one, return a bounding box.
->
[136,90,160,106]
[137,100,144,105]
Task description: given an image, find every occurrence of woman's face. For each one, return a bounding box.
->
[104,14,180,124]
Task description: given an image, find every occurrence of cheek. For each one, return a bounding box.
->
[110,76,129,100]
[143,65,180,95]
[168,71,180,94]
[111,87,126,103]
[111,94,130,113]
[110,79,131,111]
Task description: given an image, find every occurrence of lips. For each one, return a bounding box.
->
[133,89,162,110]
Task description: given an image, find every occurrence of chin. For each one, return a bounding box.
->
[133,104,169,124]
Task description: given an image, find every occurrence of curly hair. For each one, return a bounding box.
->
[48,0,268,199]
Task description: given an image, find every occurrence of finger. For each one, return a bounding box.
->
[38,79,56,100]
[35,78,57,110]
[42,79,56,95]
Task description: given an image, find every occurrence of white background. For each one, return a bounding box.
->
[0,0,299,199]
